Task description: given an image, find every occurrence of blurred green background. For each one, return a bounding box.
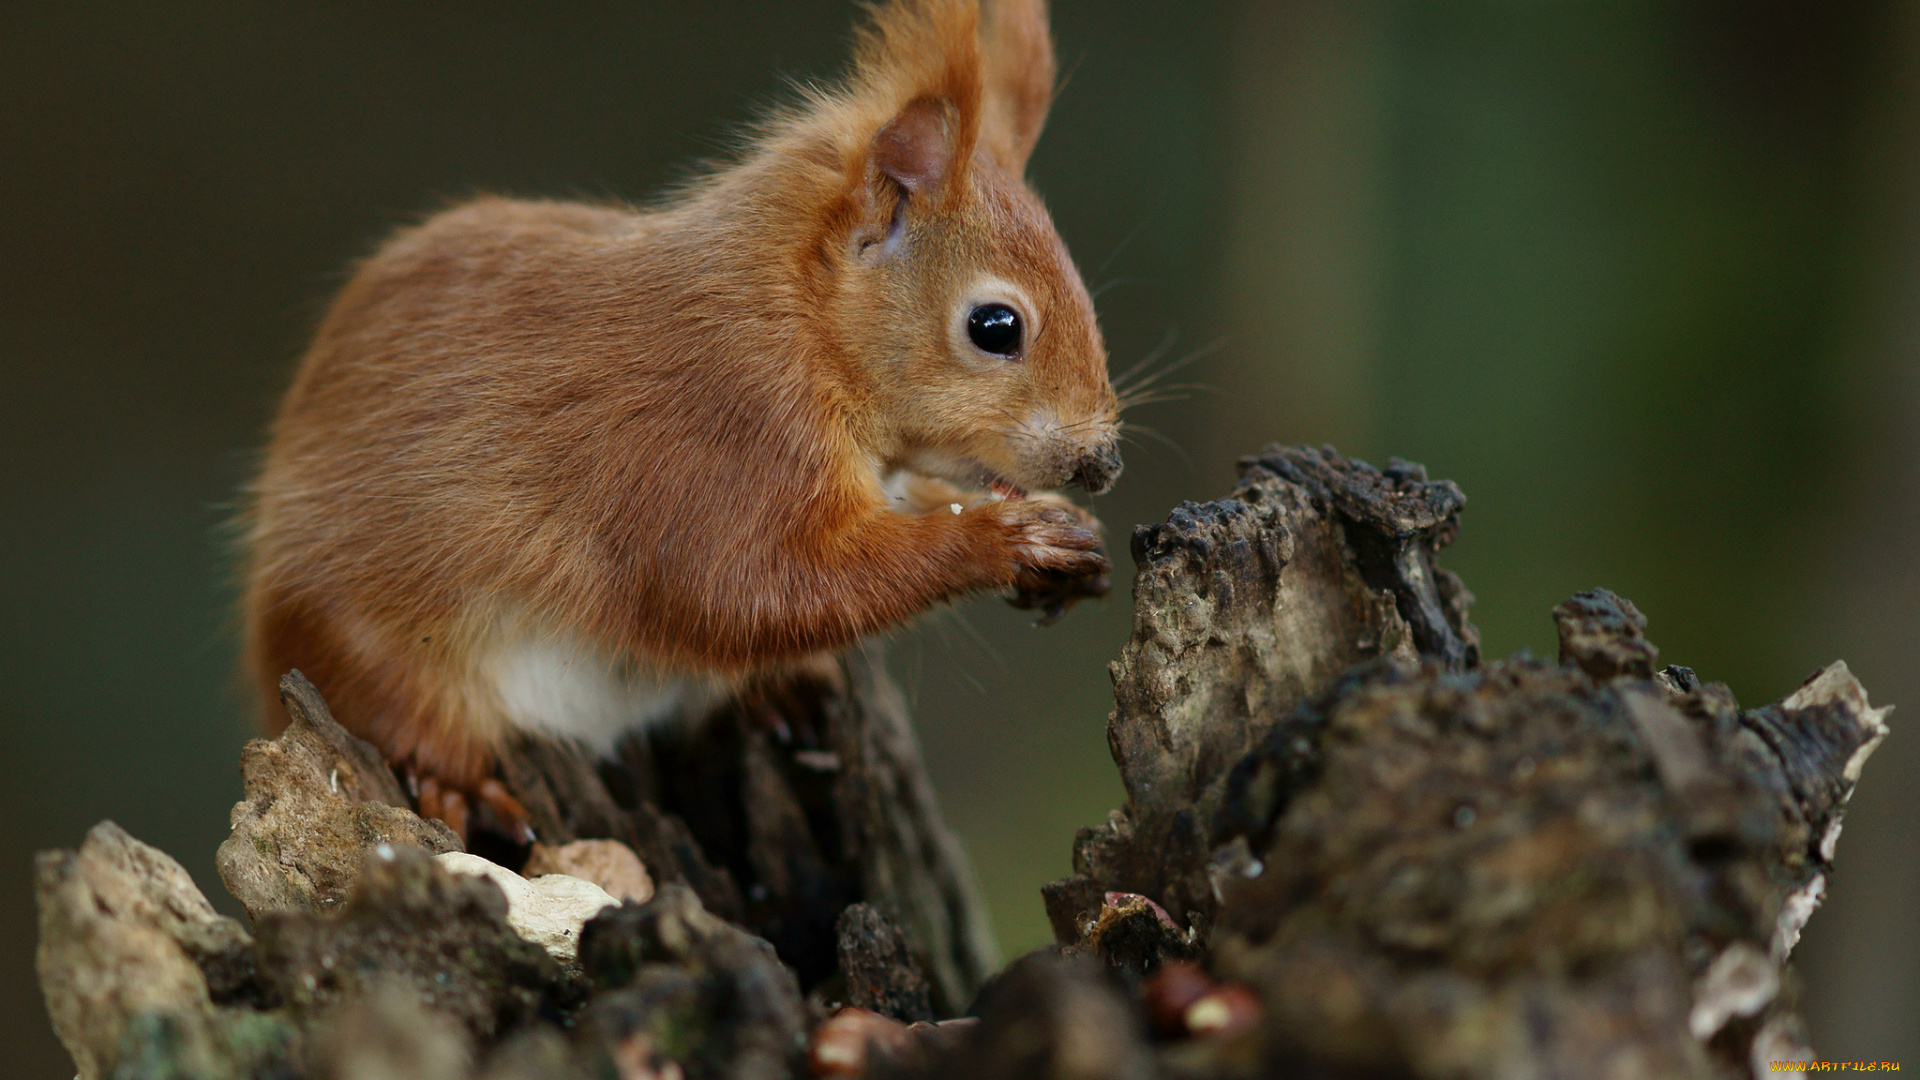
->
[4,1,1915,1071]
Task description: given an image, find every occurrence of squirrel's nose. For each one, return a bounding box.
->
[1068,439,1123,495]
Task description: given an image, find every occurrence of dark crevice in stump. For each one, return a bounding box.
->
[488,642,996,1016]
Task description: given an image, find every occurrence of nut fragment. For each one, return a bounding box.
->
[810,1008,908,1078]
[434,851,618,963]
[808,1008,978,1077]
[1184,984,1260,1038]
[523,839,654,904]
[1141,961,1216,1037]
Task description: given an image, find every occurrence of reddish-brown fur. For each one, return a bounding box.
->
[240,0,1120,806]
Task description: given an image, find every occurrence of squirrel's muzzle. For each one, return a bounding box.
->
[1068,440,1123,496]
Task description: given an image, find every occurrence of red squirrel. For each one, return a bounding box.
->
[240,0,1120,838]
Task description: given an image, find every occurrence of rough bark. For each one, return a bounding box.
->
[834,903,935,1023]
[36,821,283,1080]
[217,671,463,922]
[33,445,1889,1080]
[1047,445,1479,940]
[498,640,998,1016]
[1022,449,1885,1080]
[39,628,997,1079]
[575,882,807,1080]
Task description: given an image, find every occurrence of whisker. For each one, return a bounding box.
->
[1058,414,1119,436]
[1117,381,1212,410]
[1117,391,1195,411]
[1089,276,1138,303]
[1111,327,1180,396]
[1119,337,1227,399]
[1122,380,1211,397]
[914,609,991,693]
[944,604,1003,677]
[1115,430,1158,466]
[905,630,925,712]
[1092,215,1152,284]
[1120,421,1191,463]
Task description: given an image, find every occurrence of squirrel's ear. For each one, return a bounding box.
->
[848,0,982,206]
[873,96,959,197]
[979,0,1055,174]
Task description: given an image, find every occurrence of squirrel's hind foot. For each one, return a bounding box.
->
[414,771,534,847]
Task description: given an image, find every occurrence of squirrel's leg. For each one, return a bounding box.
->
[883,471,1104,534]
[882,472,977,514]
[872,473,1109,623]
[640,494,1108,668]
[250,589,531,843]
[415,774,531,845]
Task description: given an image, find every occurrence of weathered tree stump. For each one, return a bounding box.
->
[491,639,998,1015]
[34,445,1888,1080]
[1045,445,1481,940]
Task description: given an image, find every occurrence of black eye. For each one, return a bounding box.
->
[967,303,1023,357]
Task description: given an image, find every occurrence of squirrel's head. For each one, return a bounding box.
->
[801,0,1121,497]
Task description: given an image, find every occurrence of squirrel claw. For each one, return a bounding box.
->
[416,776,468,841]
[1009,559,1111,625]
[413,771,535,846]
[476,778,536,845]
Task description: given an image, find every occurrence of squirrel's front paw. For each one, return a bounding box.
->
[996,501,1110,624]
[1023,490,1104,534]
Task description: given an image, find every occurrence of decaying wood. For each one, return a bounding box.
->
[491,639,997,1015]
[834,903,934,1023]
[34,445,1889,1080]
[217,671,463,921]
[1046,446,1481,940]
[35,822,270,1080]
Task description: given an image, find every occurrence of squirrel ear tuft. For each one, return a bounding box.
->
[979,0,1056,175]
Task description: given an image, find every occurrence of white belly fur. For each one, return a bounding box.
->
[485,626,728,755]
